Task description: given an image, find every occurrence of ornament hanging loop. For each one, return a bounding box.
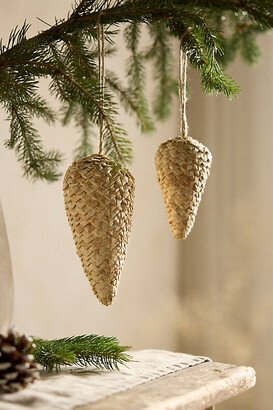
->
[179,43,188,139]
[97,19,105,155]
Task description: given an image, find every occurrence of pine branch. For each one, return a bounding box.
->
[0,0,272,180]
[68,105,95,159]
[124,22,155,133]
[63,105,94,160]
[48,41,132,164]
[211,11,265,67]
[0,21,30,55]
[5,106,61,181]
[0,1,270,63]
[106,69,154,133]
[191,0,273,27]
[180,29,241,98]
[146,22,177,120]
[102,120,133,164]
[0,2,271,72]
[32,334,132,372]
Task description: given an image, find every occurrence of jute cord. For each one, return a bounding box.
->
[97,21,105,154]
[179,44,188,138]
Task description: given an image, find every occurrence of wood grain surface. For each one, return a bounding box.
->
[77,362,255,410]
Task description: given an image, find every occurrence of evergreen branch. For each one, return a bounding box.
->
[239,31,261,65]
[102,120,133,164]
[124,22,155,132]
[67,104,95,159]
[5,105,61,181]
[0,0,272,180]
[0,67,60,180]
[0,1,269,97]
[0,2,271,68]
[189,0,273,27]
[57,69,132,164]
[74,130,94,159]
[48,42,130,164]
[146,22,177,120]
[106,69,154,133]
[32,334,132,372]
[212,11,265,66]
[181,30,241,97]
[0,21,31,55]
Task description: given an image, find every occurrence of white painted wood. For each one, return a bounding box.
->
[0,202,13,335]
[78,362,255,410]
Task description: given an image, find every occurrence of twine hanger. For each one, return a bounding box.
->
[96,21,123,164]
[97,20,105,154]
[178,42,188,139]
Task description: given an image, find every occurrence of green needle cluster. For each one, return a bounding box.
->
[32,334,132,372]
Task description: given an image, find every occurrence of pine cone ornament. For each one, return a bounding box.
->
[155,136,212,240]
[63,154,135,306]
[0,329,40,394]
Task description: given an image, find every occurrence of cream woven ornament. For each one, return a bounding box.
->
[156,46,212,240]
[156,136,212,239]
[63,25,135,305]
[63,154,135,305]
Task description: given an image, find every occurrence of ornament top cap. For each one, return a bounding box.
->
[74,154,118,168]
[78,153,108,162]
[65,153,132,180]
[168,135,212,157]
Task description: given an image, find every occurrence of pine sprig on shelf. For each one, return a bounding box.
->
[32,334,132,372]
[0,0,272,180]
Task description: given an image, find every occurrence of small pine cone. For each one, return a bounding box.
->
[155,136,212,240]
[0,329,40,394]
[63,154,135,306]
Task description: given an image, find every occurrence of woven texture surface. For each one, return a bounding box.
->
[63,154,135,306]
[156,136,212,239]
[0,350,211,410]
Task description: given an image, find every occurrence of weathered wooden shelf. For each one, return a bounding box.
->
[77,361,255,410]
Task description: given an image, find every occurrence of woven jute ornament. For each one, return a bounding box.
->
[155,45,212,239]
[156,136,212,239]
[63,154,135,306]
[0,329,40,394]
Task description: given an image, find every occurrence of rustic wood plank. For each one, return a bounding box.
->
[77,362,255,410]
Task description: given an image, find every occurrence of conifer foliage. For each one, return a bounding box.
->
[33,334,132,372]
[0,1,272,181]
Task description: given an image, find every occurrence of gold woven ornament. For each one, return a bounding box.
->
[155,46,212,239]
[156,136,212,240]
[63,154,135,306]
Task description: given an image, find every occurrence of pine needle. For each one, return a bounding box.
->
[32,334,132,372]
